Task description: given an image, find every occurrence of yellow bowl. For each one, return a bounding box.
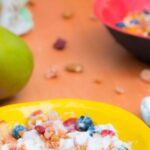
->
[0,98,149,149]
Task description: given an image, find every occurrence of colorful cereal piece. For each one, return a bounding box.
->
[125,27,139,34]
[130,19,139,25]
[65,63,84,73]
[116,22,126,28]
[116,10,150,36]
[62,11,74,20]
[31,110,43,117]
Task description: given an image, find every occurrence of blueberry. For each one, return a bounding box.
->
[118,146,129,150]
[116,22,126,28]
[76,116,93,131]
[130,19,139,25]
[88,125,96,136]
[12,125,26,139]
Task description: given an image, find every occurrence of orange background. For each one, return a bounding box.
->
[1,0,150,117]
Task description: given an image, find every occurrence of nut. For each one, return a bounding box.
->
[65,63,84,73]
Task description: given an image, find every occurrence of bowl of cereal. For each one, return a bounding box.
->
[94,0,150,63]
[0,99,150,150]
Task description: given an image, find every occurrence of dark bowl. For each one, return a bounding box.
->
[94,0,150,63]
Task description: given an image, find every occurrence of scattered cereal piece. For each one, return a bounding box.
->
[65,63,84,73]
[140,69,150,83]
[94,79,102,84]
[89,14,97,21]
[115,86,125,94]
[28,0,35,5]
[45,66,58,79]
[53,38,66,50]
[62,11,74,19]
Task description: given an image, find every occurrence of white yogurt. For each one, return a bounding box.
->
[17,130,47,150]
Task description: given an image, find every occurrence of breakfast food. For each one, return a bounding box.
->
[0,110,131,150]
[0,0,33,35]
[116,10,150,36]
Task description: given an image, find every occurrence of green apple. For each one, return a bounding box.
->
[0,27,33,100]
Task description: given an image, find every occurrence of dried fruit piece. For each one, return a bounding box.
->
[31,110,43,117]
[140,69,150,83]
[35,125,45,134]
[62,11,73,19]
[115,86,125,94]
[101,130,115,137]
[65,63,84,73]
[53,38,66,50]
[63,118,77,131]
[45,66,58,79]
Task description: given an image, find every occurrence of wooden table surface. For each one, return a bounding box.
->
[1,0,150,117]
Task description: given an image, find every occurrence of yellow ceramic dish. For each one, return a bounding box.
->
[0,98,149,149]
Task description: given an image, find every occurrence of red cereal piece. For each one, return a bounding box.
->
[63,118,77,131]
[35,125,45,134]
[31,110,43,117]
[101,130,115,137]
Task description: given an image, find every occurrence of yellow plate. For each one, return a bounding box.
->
[0,98,149,149]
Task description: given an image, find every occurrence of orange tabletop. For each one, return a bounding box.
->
[1,0,150,117]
